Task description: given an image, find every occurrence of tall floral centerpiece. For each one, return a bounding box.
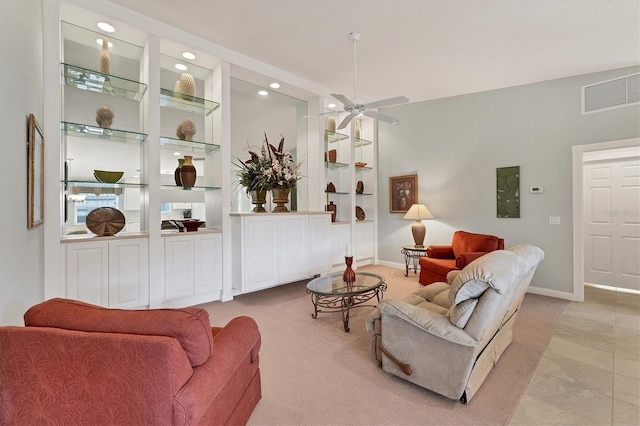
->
[234,142,273,212]
[234,133,302,213]
[262,134,302,212]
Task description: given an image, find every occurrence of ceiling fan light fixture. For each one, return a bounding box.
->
[331,32,408,129]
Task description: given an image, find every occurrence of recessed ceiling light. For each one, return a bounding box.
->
[97,22,115,33]
[182,51,196,60]
[269,82,280,89]
[258,90,268,96]
[173,152,181,156]
[96,38,113,48]
[327,103,337,108]
[175,64,188,71]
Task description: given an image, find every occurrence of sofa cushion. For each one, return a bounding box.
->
[24,298,213,367]
[447,298,478,328]
[451,230,500,258]
[419,256,456,276]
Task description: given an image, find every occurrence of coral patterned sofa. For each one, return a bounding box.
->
[419,230,504,285]
[0,298,261,425]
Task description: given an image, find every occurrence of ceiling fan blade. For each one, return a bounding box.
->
[337,113,355,130]
[331,93,355,109]
[364,96,409,109]
[363,110,399,125]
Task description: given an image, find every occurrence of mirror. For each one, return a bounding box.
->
[28,113,44,228]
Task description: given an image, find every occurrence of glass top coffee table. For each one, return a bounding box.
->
[306,271,386,332]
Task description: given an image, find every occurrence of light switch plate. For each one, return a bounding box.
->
[549,216,561,225]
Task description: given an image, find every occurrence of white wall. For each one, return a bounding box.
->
[0,0,45,324]
[377,66,640,296]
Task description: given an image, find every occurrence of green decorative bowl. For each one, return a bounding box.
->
[94,170,124,183]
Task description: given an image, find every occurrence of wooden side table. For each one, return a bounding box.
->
[401,246,427,277]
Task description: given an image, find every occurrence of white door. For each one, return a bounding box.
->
[584,157,640,291]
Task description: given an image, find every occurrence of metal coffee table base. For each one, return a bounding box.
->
[308,284,387,332]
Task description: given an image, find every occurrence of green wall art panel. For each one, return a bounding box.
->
[497,166,520,218]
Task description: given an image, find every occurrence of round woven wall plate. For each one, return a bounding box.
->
[86,207,125,236]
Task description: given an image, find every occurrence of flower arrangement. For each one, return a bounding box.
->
[234,133,302,192]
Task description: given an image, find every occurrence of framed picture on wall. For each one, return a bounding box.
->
[27,113,44,228]
[390,174,417,213]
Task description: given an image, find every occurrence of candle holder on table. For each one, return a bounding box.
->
[343,256,356,286]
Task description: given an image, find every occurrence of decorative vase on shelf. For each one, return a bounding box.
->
[326,201,337,222]
[174,158,185,186]
[326,116,336,132]
[95,106,114,128]
[271,187,290,212]
[179,155,197,189]
[175,73,196,100]
[250,190,268,213]
[327,149,337,163]
[99,37,111,75]
[176,118,196,141]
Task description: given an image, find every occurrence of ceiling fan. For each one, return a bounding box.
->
[332,32,409,130]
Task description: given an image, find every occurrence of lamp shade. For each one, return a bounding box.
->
[403,204,433,220]
[403,204,433,248]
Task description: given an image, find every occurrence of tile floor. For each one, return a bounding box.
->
[512,284,640,425]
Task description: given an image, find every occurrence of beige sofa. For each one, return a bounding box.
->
[366,244,544,403]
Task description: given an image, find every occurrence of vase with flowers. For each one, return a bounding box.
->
[234,142,273,212]
[234,132,302,213]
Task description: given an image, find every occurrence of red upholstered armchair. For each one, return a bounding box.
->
[0,298,261,425]
[418,230,504,285]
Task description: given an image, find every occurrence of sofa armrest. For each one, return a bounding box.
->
[378,301,476,347]
[426,245,454,259]
[173,316,261,424]
[455,251,489,268]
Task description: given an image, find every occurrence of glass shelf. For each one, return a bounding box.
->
[325,130,349,143]
[325,190,350,195]
[64,181,146,196]
[325,161,350,169]
[356,192,374,196]
[355,165,373,170]
[65,180,147,188]
[354,137,373,147]
[61,122,147,143]
[160,184,221,191]
[160,136,220,154]
[61,63,147,101]
[160,89,220,116]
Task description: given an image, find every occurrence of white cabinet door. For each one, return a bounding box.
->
[193,233,222,295]
[164,235,194,300]
[243,216,279,291]
[65,241,109,306]
[108,239,149,309]
[308,214,331,275]
[278,215,308,283]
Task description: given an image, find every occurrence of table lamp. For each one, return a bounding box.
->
[403,204,433,248]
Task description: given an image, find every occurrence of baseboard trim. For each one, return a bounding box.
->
[377,260,405,269]
[527,285,576,301]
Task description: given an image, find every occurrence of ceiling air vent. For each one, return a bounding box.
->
[583,73,640,114]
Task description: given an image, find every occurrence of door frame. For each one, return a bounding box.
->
[572,137,640,302]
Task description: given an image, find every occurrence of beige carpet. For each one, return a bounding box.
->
[200,264,568,426]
